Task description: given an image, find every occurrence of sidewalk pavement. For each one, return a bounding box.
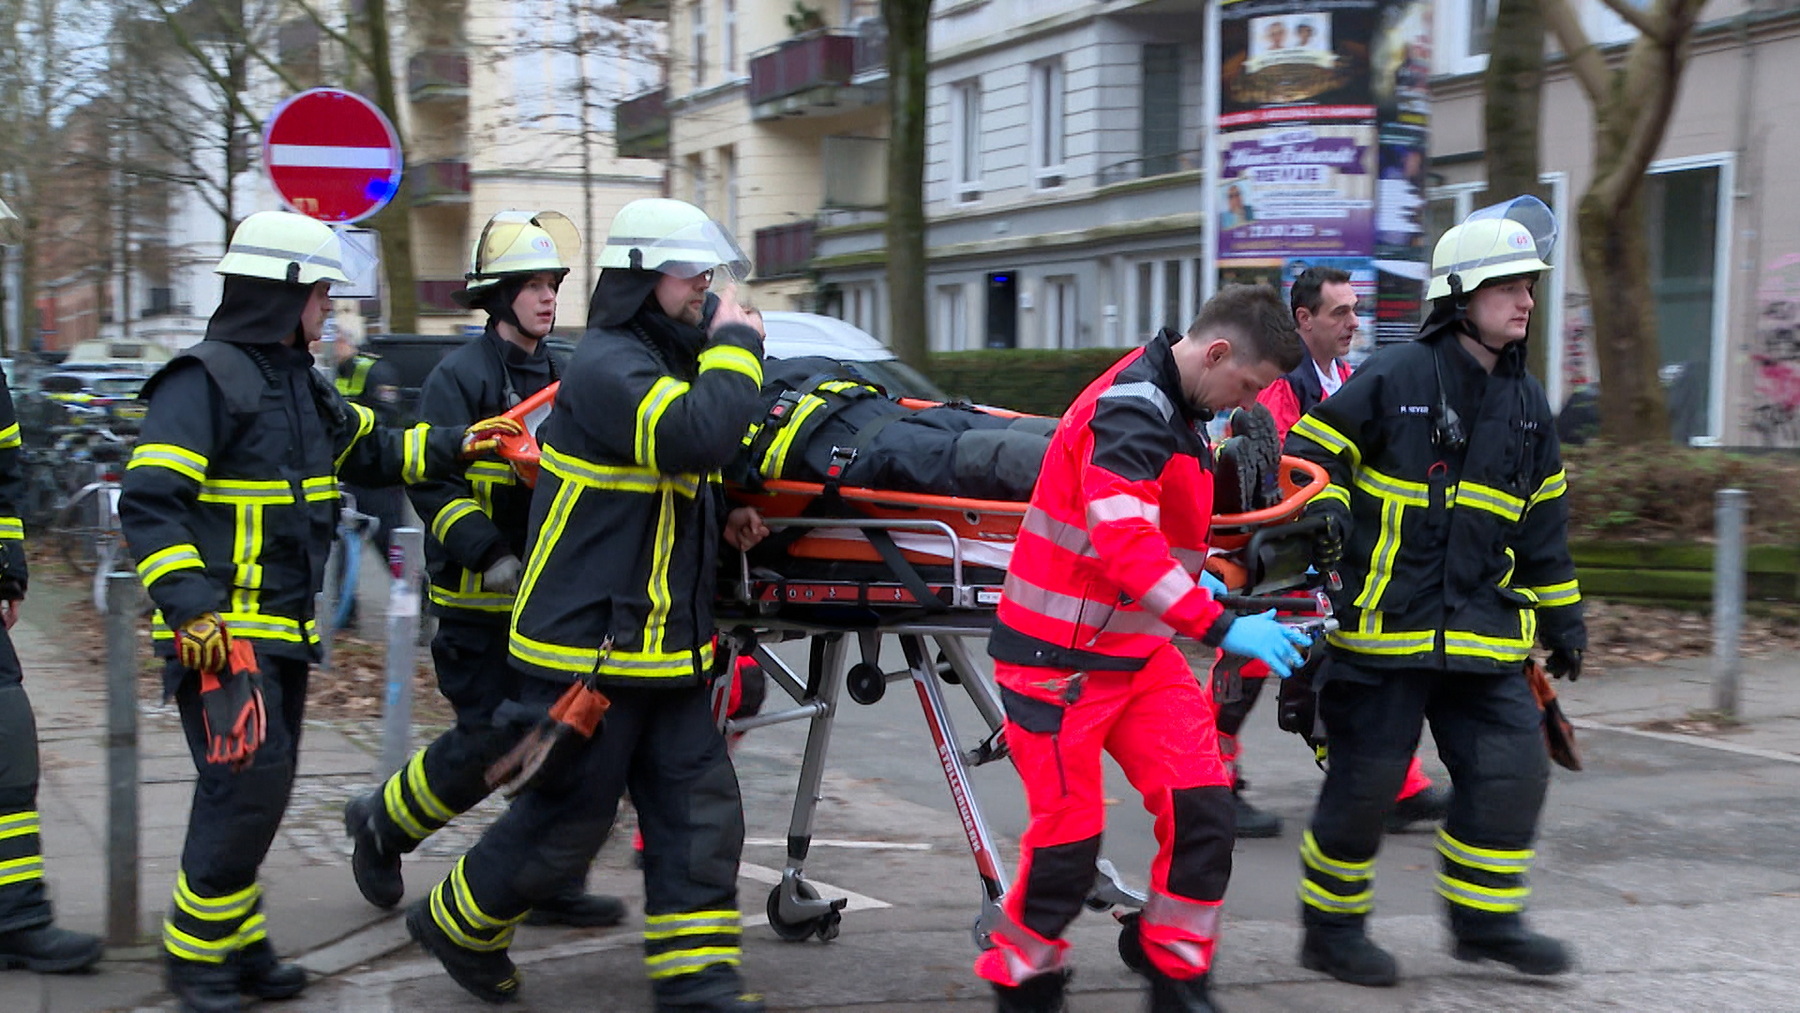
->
[5,570,1800,1012]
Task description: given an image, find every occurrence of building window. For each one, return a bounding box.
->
[1044,276,1077,348]
[950,79,982,202]
[691,0,708,87]
[724,0,738,74]
[1644,158,1731,445]
[937,284,969,351]
[1030,60,1066,189]
[722,147,739,237]
[1141,44,1182,177]
[1467,0,1496,57]
[844,283,881,339]
[1126,256,1200,343]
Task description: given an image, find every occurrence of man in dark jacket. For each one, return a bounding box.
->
[1286,197,1584,988]
[406,198,772,1013]
[120,211,521,1013]
[342,210,622,927]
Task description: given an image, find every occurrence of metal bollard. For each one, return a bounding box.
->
[1712,488,1748,717]
[379,528,424,780]
[104,571,141,946]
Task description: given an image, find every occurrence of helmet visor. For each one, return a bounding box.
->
[472,210,580,280]
[1458,195,1557,269]
[630,219,753,283]
[326,228,380,294]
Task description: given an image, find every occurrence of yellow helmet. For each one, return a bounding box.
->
[456,210,578,308]
[1428,196,1556,301]
[216,211,352,285]
[595,198,750,281]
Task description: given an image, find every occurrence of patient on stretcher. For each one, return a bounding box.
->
[734,356,1056,502]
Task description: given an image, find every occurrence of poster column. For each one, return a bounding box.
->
[1213,0,1432,362]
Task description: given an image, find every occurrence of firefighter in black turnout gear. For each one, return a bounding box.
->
[0,366,105,975]
[406,198,772,1012]
[1284,197,1585,988]
[343,211,624,927]
[119,211,524,1013]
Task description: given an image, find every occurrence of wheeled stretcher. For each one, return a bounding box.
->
[495,382,1335,947]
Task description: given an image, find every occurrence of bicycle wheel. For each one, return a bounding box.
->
[55,484,110,577]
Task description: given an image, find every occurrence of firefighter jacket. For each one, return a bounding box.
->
[1285,330,1585,675]
[1257,356,1354,441]
[408,326,560,624]
[122,340,465,662]
[336,353,403,427]
[506,314,764,688]
[0,372,25,597]
[988,327,1234,674]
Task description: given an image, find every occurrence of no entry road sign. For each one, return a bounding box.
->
[262,88,404,223]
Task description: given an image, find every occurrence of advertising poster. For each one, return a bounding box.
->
[1219,0,1378,128]
[1372,0,1431,129]
[1374,125,1428,260]
[1375,260,1428,346]
[1218,124,1375,259]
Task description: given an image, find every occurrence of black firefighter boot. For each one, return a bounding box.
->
[237,939,307,1000]
[343,793,405,910]
[992,968,1070,1013]
[1119,914,1223,1013]
[166,954,244,1013]
[1449,908,1572,976]
[0,922,104,973]
[405,900,520,1003]
[1299,912,1398,987]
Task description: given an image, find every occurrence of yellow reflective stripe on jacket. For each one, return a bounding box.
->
[428,584,515,612]
[1353,499,1405,610]
[137,544,204,589]
[1522,579,1581,608]
[633,376,689,471]
[645,488,677,653]
[302,476,338,502]
[129,442,209,484]
[1312,483,1351,511]
[1528,468,1568,509]
[431,498,484,545]
[759,394,830,479]
[1443,611,1536,663]
[1453,480,1525,523]
[0,517,20,541]
[402,424,431,484]
[336,356,376,397]
[0,422,19,449]
[1290,414,1361,469]
[697,343,764,385]
[539,444,701,497]
[1326,610,1436,656]
[335,403,377,470]
[198,478,292,504]
[1354,466,1429,507]
[509,629,712,679]
[152,610,315,646]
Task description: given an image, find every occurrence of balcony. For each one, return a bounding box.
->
[410,159,471,207]
[748,29,885,123]
[754,220,816,280]
[408,49,470,104]
[615,86,669,160]
[1097,148,1205,187]
[612,0,669,19]
[417,279,466,315]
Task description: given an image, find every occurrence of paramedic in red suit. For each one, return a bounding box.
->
[1225,268,1448,838]
[977,285,1313,1013]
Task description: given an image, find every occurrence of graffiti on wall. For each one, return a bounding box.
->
[1751,253,1800,447]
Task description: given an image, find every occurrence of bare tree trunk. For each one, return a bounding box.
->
[1482,0,1551,383]
[1546,0,1707,444]
[882,0,931,370]
[365,0,418,333]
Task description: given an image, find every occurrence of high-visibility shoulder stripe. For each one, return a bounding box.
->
[1290,415,1361,469]
[138,544,204,589]
[129,443,209,484]
[697,343,763,385]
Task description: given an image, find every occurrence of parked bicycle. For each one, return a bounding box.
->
[52,439,133,614]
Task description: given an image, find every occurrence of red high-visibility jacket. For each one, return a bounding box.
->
[989,328,1234,673]
[1256,356,1354,442]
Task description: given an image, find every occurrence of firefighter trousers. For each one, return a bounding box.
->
[1213,666,1435,799]
[1300,658,1549,934]
[365,620,523,856]
[425,679,750,1005]
[163,652,309,965]
[975,643,1234,987]
[0,627,52,934]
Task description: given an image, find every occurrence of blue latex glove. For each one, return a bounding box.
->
[1199,569,1228,596]
[1218,609,1311,679]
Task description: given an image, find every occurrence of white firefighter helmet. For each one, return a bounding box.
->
[594,198,751,281]
[1427,195,1557,301]
[216,211,353,285]
[0,197,20,245]
[455,210,578,308]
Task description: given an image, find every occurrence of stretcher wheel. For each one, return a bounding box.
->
[765,881,841,943]
[935,651,960,685]
[846,663,886,705]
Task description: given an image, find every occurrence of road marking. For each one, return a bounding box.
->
[1573,717,1800,764]
[338,865,891,988]
[744,837,931,851]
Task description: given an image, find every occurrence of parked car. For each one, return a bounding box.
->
[760,311,949,401]
[359,333,576,425]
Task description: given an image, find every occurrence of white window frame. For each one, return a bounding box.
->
[1646,151,1735,446]
[845,282,881,339]
[724,0,739,74]
[1029,59,1066,190]
[1044,275,1078,349]
[722,146,739,236]
[949,79,983,203]
[1122,254,1201,345]
[1433,0,1493,76]
[691,0,708,87]
[937,283,969,351]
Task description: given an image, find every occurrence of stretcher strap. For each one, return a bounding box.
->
[860,525,948,613]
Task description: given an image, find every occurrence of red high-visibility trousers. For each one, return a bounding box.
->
[976,643,1235,986]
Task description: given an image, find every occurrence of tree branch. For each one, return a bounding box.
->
[1592,0,1663,40]
[149,0,266,134]
[192,0,303,94]
[289,0,369,70]
[1543,0,1608,104]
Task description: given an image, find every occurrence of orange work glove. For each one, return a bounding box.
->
[461,415,526,458]
[200,640,267,770]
